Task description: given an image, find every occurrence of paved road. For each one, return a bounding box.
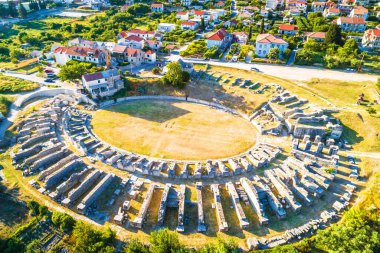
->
[169,54,379,82]
[5,72,72,88]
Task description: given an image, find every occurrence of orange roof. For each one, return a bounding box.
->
[279,24,298,31]
[125,35,144,42]
[326,8,340,13]
[366,29,380,37]
[177,11,187,15]
[146,40,161,45]
[208,29,228,41]
[305,32,326,39]
[194,10,205,15]
[127,48,141,57]
[54,46,102,58]
[216,1,225,5]
[338,17,365,24]
[256,33,288,44]
[145,50,155,55]
[181,21,197,26]
[352,6,368,15]
[151,3,163,7]
[112,44,128,53]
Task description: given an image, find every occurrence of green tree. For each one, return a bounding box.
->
[162,62,189,89]
[325,24,342,46]
[201,17,205,31]
[18,3,27,19]
[260,18,264,33]
[58,60,102,81]
[267,47,280,61]
[200,238,238,253]
[248,25,252,43]
[124,239,148,253]
[150,229,183,253]
[51,212,76,231]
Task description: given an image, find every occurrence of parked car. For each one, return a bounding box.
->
[251,67,260,72]
[44,78,54,83]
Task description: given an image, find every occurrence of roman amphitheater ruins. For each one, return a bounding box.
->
[6,81,360,250]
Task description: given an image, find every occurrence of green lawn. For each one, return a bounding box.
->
[0,74,39,94]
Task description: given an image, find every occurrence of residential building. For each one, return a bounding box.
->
[323,7,341,18]
[336,17,366,32]
[215,1,225,8]
[181,0,192,6]
[206,28,231,48]
[176,11,189,20]
[223,19,238,28]
[181,21,199,30]
[118,29,163,41]
[68,38,115,51]
[353,0,369,5]
[278,24,298,35]
[233,32,248,44]
[82,69,124,98]
[304,32,326,42]
[144,50,157,63]
[255,33,288,58]
[338,4,354,15]
[266,0,283,10]
[362,29,380,50]
[311,2,326,12]
[178,59,194,73]
[145,40,162,51]
[53,46,106,66]
[349,6,368,20]
[111,45,129,63]
[295,1,307,13]
[157,23,176,33]
[260,9,270,18]
[151,3,164,13]
[117,35,145,49]
[127,48,144,66]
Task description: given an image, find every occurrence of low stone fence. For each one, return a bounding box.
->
[14,88,95,108]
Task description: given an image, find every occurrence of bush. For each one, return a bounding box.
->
[51,212,76,231]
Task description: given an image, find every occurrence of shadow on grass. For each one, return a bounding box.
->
[340,120,364,146]
[103,100,190,123]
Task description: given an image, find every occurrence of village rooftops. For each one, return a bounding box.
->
[304,32,326,39]
[337,17,365,24]
[125,35,145,42]
[182,21,198,26]
[83,69,119,82]
[112,44,128,53]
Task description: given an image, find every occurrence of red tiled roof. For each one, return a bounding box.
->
[177,11,187,15]
[125,35,144,42]
[146,40,161,45]
[145,50,155,55]
[112,44,128,53]
[181,21,197,26]
[129,29,149,35]
[83,72,103,82]
[338,17,365,24]
[233,32,248,37]
[305,32,326,39]
[208,29,228,41]
[54,46,102,58]
[127,48,141,57]
[326,8,340,13]
[194,10,205,15]
[256,33,288,44]
[151,3,163,7]
[352,6,368,15]
[216,1,225,5]
[279,24,298,31]
[366,29,380,36]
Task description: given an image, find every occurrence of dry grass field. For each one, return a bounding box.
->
[91,100,257,161]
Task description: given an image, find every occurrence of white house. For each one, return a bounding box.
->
[176,11,189,20]
[304,32,326,42]
[278,24,298,36]
[311,2,325,12]
[362,29,380,51]
[206,28,231,48]
[144,50,156,63]
[233,32,248,44]
[82,69,124,98]
[118,29,163,41]
[181,21,199,30]
[181,0,192,7]
[151,3,164,13]
[145,40,162,51]
[349,6,368,20]
[336,17,366,32]
[53,46,106,66]
[157,23,176,33]
[118,35,145,49]
[323,8,341,18]
[255,33,288,58]
[127,48,144,66]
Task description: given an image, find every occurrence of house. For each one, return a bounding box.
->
[223,19,238,28]
[157,23,176,33]
[278,24,298,35]
[68,38,115,51]
[206,29,231,48]
[193,10,212,23]
[288,8,301,16]
[353,0,369,5]
[145,40,162,51]
[323,8,341,18]
[256,21,272,30]
[53,46,106,66]
[260,9,270,18]
[238,11,253,20]
[304,32,326,42]
[338,4,354,15]
[151,3,164,13]
[349,6,368,20]
[233,32,248,44]
[181,21,199,30]
[362,29,380,51]
[127,48,144,66]
[118,35,145,49]
[215,1,225,8]
[241,6,260,12]
[82,69,124,98]
[144,50,157,63]
[295,1,307,13]
[311,2,326,12]
[119,29,163,41]
[336,17,366,32]
[176,11,189,20]
[265,0,282,10]
[112,45,129,63]
[255,33,288,58]
[181,0,192,7]
[325,1,337,9]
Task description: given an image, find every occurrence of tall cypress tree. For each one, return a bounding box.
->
[18,3,27,19]
[325,24,343,46]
